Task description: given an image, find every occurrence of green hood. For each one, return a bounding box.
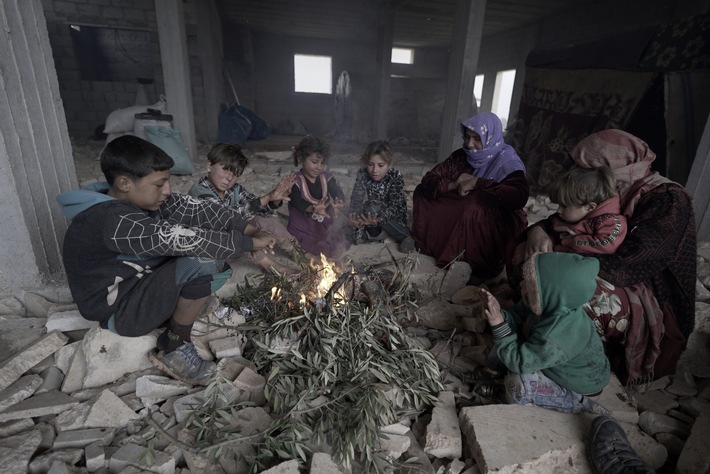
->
[521,252,599,316]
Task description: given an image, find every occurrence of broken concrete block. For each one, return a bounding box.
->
[24,292,55,317]
[402,430,436,474]
[52,427,115,449]
[0,418,35,437]
[447,458,466,474]
[596,374,639,424]
[440,261,472,297]
[173,390,208,424]
[81,327,157,390]
[27,448,83,474]
[450,286,483,305]
[35,422,56,451]
[675,412,710,474]
[0,429,42,474]
[36,366,64,394]
[54,341,80,375]
[633,388,679,415]
[309,452,349,473]
[191,310,246,361]
[0,374,42,412]
[60,344,86,394]
[261,459,300,473]
[655,432,685,456]
[135,375,191,401]
[55,389,139,432]
[380,432,411,459]
[85,441,106,473]
[109,442,175,474]
[209,335,244,359]
[415,298,460,331]
[424,391,461,459]
[0,295,25,316]
[0,331,68,391]
[0,390,79,422]
[217,355,258,380]
[460,316,486,333]
[0,316,47,365]
[638,410,691,438]
[234,367,266,405]
[45,310,98,333]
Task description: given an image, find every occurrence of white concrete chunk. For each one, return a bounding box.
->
[380,432,411,459]
[0,331,68,391]
[55,389,139,432]
[0,295,25,316]
[54,341,80,375]
[109,442,176,474]
[403,430,436,473]
[81,327,157,389]
[53,427,115,449]
[0,390,79,422]
[24,292,54,317]
[0,418,35,437]
[633,388,679,414]
[638,411,691,437]
[381,422,411,436]
[261,459,299,473]
[447,458,466,474]
[45,310,98,333]
[173,390,208,424]
[309,452,349,473]
[0,317,47,365]
[135,375,191,400]
[60,344,86,393]
[233,367,266,405]
[209,335,244,359]
[27,448,83,474]
[424,391,462,459]
[0,374,42,412]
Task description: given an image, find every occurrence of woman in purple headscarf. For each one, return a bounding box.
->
[412,112,529,282]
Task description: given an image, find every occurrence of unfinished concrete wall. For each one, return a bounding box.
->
[41,0,213,142]
[0,0,76,291]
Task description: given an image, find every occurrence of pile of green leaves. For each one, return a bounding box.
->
[191,255,444,473]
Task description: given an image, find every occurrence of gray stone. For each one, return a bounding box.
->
[675,412,710,474]
[0,296,25,316]
[414,298,461,331]
[135,375,191,401]
[638,410,691,438]
[678,396,710,418]
[633,388,679,414]
[53,427,115,449]
[0,374,42,412]
[36,366,65,394]
[209,335,245,359]
[424,391,461,459]
[81,327,157,390]
[450,286,483,305]
[460,316,486,333]
[696,280,710,302]
[654,432,685,456]
[217,356,258,381]
[191,310,246,361]
[0,390,79,422]
[401,430,436,474]
[109,442,175,474]
[28,449,83,474]
[0,330,67,391]
[667,408,695,426]
[234,367,266,405]
[24,292,54,318]
[261,460,299,473]
[45,310,98,333]
[36,422,56,451]
[439,262,472,297]
[173,389,208,424]
[85,441,106,473]
[60,344,86,394]
[0,429,42,474]
[0,418,35,437]
[446,458,466,474]
[54,341,80,375]
[596,374,639,423]
[310,452,349,473]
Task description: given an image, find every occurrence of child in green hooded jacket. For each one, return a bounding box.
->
[480,252,610,413]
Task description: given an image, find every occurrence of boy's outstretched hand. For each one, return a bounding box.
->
[479,288,505,326]
[251,230,276,253]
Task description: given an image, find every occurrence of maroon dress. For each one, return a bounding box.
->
[412,149,529,278]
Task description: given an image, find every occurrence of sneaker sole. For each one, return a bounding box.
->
[148,349,213,385]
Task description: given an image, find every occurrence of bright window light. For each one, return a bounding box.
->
[391,47,414,64]
[294,54,332,94]
[492,69,516,129]
[473,74,484,108]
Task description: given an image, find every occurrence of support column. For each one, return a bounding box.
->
[374,2,394,140]
[685,113,710,241]
[438,0,486,159]
[154,0,196,159]
[196,0,223,142]
[0,0,77,290]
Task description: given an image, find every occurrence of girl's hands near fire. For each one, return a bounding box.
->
[251,230,276,253]
[331,198,345,215]
[312,196,331,219]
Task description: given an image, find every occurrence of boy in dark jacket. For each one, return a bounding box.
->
[480,252,610,413]
[58,136,276,384]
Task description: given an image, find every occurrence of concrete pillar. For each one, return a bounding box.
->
[374,2,394,140]
[0,0,77,291]
[507,25,539,126]
[438,0,486,160]
[685,113,710,241]
[196,0,224,143]
[154,0,196,159]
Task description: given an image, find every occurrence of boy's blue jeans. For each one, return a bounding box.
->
[504,371,598,414]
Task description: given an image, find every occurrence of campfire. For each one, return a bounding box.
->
[202,252,443,473]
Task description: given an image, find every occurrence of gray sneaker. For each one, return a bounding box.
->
[149,342,216,385]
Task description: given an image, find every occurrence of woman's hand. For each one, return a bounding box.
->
[455,173,478,196]
[480,288,505,326]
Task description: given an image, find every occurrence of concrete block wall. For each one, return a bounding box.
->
[41,0,210,142]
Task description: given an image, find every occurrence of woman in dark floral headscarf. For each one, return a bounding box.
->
[412,112,529,283]
[513,129,696,385]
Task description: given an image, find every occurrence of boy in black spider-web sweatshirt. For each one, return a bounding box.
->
[57,135,276,384]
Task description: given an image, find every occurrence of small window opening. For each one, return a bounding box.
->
[492,69,516,128]
[294,54,332,94]
[391,47,414,64]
